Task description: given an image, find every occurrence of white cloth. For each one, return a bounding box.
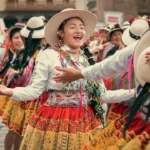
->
[81,41,138,81]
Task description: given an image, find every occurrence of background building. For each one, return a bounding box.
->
[88,0,150,22]
[0,0,150,28]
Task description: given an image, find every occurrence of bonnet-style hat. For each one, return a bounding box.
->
[20,17,45,54]
[100,24,110,32]
[45,8,97,46]
[133,29,150,87]
[21,17,45,39]
[122,19,149,46]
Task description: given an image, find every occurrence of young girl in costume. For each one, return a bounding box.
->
[0,9,136,150]
[0,24,24,116]
[1,17,45,150]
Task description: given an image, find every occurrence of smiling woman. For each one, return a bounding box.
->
[0,8,100,150]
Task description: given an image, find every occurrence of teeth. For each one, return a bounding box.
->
[74,36,82,38]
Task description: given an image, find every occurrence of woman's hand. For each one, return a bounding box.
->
[53,67,84,83]
[145,52,150,64]
[0,85,13,97]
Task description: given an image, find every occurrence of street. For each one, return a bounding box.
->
[0,119,8,150]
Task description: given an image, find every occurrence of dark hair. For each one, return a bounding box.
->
[15,38,42,70]
[9,28,21,40]
[123,83,150,136]
[104,45,119,59]
[82,47,95,65]
[58,17,84,31]
[109,29,123,41]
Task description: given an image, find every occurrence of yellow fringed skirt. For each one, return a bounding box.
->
[2,99,39,136]
[83,113,150,150]
[0,95,10,117]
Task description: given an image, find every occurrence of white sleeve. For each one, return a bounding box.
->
[99,80,135,103]
[10,50,53,101]
[101,89,135,103]
[81,41,138,81]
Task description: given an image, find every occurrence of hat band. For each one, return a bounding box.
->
[26,25,44,56]
[129,30,141,40]
[27,25,44,31]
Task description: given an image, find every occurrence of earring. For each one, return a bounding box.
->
[58,37,64,47]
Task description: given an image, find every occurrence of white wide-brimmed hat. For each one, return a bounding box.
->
[45,8,97,46]
[110,24,123,33]
[133,29,150,87]
[100,24,110,32]
[39,16,47,23]
[109,24,123,39]
[122,19,149,46]
[21,17,45,39]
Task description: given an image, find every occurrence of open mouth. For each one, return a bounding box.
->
[16,43,23,47]
[73,35,82,40]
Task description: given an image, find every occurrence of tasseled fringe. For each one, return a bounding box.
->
[122,137,142,150]
[145,142,150,150]
[83,123,126,150]
[122,133,150,150]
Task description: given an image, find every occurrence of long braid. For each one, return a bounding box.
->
[82,46,95,65]
[123,83,150,135]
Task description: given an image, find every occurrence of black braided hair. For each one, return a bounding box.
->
[43,43,50,50]
[81,45,95,65]
[123,82,150,136]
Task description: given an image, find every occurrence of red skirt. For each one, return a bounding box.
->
[20,104,101,150]
[107,103,128,122]
[19,89,103,150]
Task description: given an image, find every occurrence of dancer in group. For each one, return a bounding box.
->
[0,24,24,116]
[1,17,45,150]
